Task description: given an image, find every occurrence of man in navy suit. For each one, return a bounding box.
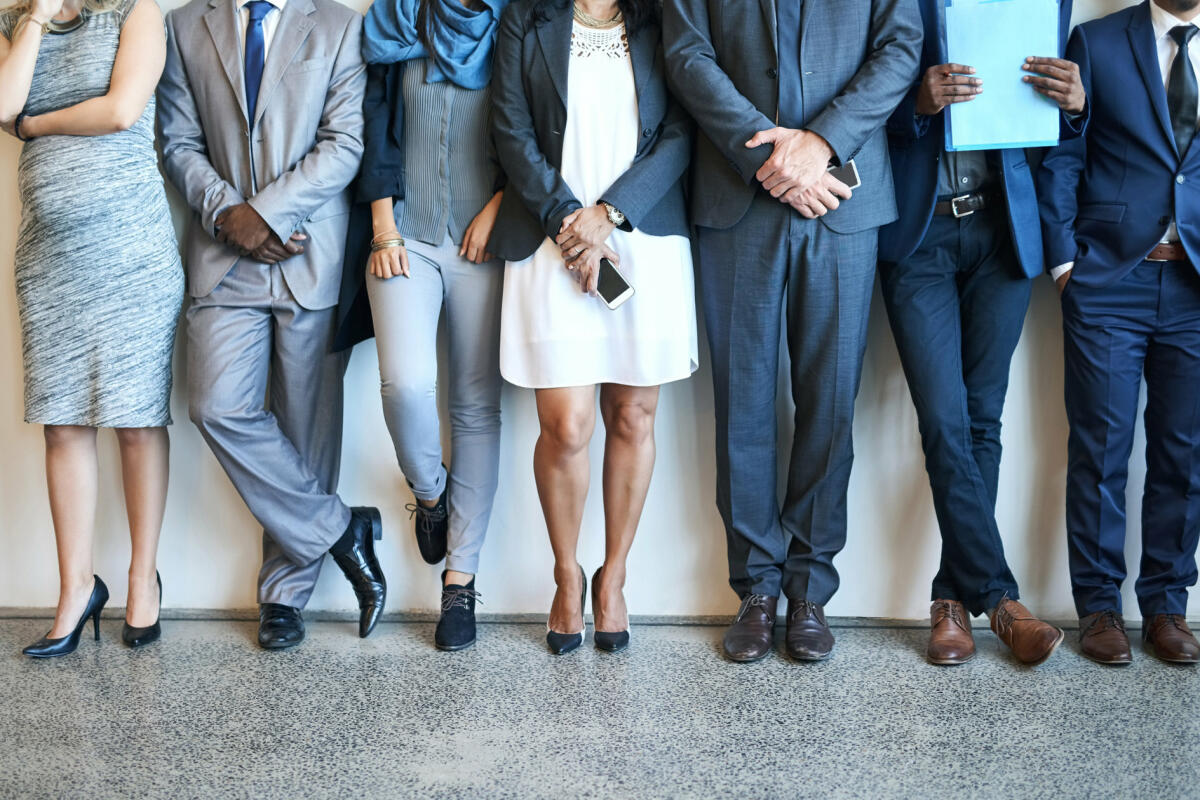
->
[879,1,1084,666]
[1040,0,1200,665]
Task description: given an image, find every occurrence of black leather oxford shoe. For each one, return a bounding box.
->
[258,603,304,650]
[330,507,387,638]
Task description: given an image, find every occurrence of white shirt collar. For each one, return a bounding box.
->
[1151,2,1199,42]
[237,0,286,13]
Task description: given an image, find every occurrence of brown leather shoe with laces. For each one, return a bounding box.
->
[927,599,975,665]
[785,600,834,661]
[1078,610,1132,665]
[990,597,1064,665]
[722,594,777,663]
[1143,614,1200,664]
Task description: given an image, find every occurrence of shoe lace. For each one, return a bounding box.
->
[441,587,481,613]
[932,600,965,628]
[789,600,821,621]
[405,502,447,535]
[736,593,772,621]
[1085,610,1125,635]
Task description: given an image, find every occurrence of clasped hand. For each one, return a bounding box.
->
[556,205,616,261]
[745,128,852,218]
[562,239,619,297]
[916,57,1086,117]
[215,203,306,264]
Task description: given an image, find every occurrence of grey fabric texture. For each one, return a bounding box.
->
[5,1,184,427]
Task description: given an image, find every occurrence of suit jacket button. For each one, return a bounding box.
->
[642,127,652,137]
[766,67,778,79]
[1178,174,1187,184]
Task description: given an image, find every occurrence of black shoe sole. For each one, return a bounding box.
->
[435,638,476,652]
[258,638,304,651]
[723,648,771,663]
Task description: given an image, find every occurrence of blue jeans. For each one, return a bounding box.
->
[366,232,503,575]
[1062,259,1200,617]
[879,208,1029,615]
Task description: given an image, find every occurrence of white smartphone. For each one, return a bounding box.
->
[597,257,634,310]
[827,159,862,190]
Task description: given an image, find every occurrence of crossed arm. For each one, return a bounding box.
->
[1,0,165,137]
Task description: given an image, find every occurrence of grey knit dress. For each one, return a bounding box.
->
[2,0,183,428]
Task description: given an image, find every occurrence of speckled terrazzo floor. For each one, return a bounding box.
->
[1,620,1197,800]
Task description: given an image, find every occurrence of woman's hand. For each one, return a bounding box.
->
[565,243,619,296]
[556,204,616,261]
[30,0,65,24]
[369,230,409,279]
[460,190,502,264]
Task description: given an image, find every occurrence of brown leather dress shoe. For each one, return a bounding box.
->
[990,597,1064,665]
[722,594,777,662]
[927,599,975,665]
[1143,614,1200,664]
[785,600,834,661]
[1078,610,1132,665]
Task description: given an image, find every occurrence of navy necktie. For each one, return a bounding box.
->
[244,0,273,124]
[1168,25,1198,156]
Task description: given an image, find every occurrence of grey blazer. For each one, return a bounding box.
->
[488,0,693,262]
[663,0,922,233]
[158,0,366,310]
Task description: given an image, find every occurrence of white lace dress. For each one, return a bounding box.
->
[498,21,698,389]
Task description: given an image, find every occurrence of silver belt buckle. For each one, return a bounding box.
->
[951,193,976,218]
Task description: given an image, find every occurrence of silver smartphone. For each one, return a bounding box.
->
[597,257,634,310]
[827,159,862,190]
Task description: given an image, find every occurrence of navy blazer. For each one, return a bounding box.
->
[487,0,693,262]
[663,0,922,232]
[880,0,1079,276]
[1039,1,1200,287]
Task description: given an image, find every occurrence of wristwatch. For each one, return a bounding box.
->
[601,201,626,227]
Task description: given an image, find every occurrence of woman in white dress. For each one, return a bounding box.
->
[490,0,696,654]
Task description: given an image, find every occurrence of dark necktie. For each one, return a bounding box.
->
[244,1,273,124]
[1168,25,1198,156]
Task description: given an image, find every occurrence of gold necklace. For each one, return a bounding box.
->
[573,2,623,29]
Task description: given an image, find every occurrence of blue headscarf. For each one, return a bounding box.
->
[362,0,511,90]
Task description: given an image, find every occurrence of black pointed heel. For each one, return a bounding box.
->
[546,564,587,655]
[122,572,162,648]
[591,565,630,653]
[23,576,110,659]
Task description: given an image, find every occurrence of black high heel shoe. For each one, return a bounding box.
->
[23,576,109,659]
[122,572,162,648]
[546,564,587,655]
[592,565,630,653]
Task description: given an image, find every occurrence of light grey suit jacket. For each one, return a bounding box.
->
[158,0,366,310]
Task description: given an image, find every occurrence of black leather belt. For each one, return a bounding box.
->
[933,191,999,218]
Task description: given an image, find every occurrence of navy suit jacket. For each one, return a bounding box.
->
[487,0,693,262]
[663,0,922,232]
[879,0,1077,276]
[1039,1,1200,287]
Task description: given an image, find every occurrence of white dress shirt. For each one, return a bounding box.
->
[1052,3,1200,281]
[237,0,287,61]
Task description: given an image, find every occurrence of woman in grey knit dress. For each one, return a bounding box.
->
[0,0,183,656]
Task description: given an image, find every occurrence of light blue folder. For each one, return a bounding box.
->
[945,0,1060,151]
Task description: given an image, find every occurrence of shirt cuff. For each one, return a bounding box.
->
[1050,262,1074,281]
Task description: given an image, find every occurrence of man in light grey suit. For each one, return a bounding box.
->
[664,0,922,663]
[158,0,386,649]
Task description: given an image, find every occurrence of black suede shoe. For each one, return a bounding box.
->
[258,604,304,650]
[435,572,480,651]
[406,480,449,565]
[330,506,387,638]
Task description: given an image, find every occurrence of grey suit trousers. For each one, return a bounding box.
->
[187,260,351,608]
[697,193,877,605]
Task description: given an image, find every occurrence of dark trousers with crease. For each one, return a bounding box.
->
[879,208,1029,616]
[1062,259,1200,618]
[697,192,877,605]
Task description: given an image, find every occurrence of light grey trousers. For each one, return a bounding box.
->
[366,233,503,575]
[187,260,352,608]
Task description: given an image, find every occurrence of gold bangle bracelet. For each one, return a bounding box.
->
[370,238,405,252]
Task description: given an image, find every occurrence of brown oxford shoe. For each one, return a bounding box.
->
[1143,615,1200,664]
[722,594,777,662]
[785,600,834,661]
[990,597,1064,665]
[927,599,975,665]
[1078,610,1132,665]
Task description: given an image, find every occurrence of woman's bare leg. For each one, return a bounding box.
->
[115,427,169,627]
[44,425,99,638]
